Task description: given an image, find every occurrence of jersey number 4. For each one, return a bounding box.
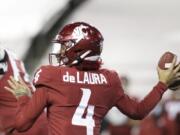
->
[72,88,95,135]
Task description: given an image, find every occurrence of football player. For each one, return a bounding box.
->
[0,48,48,135]
[5,22,180,135]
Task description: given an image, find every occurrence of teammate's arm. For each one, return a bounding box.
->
[5,77,47,132]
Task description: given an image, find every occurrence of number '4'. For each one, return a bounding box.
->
[72,88,95,135]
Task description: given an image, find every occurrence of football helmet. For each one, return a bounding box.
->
[49,22,104,67]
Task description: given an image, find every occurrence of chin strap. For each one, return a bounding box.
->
[71,50,92,65]
[84,55,101,61]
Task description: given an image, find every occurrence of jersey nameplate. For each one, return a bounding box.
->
[63,71,107,85]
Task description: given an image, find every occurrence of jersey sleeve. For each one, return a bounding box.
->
[109,70,125,105]
[115,81,167,120]
[15,87,48,132]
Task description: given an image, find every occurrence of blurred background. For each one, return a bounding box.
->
[0,0,180,134]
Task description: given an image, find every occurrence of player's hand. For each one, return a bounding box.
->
[157,56,180,86]
[4,76,32,99]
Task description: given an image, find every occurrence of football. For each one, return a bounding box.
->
[158,51,180,91]
[158,51,176,70]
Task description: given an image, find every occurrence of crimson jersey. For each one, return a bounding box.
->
[0,50,48,135]
[15,65,167,135]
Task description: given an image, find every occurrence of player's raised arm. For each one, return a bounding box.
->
[115,53,180,120]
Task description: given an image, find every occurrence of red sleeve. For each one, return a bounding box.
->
[15,87,48,132]
[115,82,167,120]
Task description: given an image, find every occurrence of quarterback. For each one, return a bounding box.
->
[0,48,48,135]
[5,22,180,135]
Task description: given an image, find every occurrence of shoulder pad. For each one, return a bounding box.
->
[33,66,52,86]
[33,65,62,89]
